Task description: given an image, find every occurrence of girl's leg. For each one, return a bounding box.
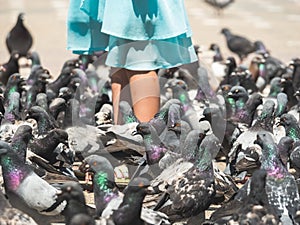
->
[127,70,160,122]
[111,68,130,124]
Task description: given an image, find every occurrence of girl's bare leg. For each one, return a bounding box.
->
[127,70,160,122]
[111,68,130,124]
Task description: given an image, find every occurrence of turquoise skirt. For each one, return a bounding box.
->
[67,0,198,70]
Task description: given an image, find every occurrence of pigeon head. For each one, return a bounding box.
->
[6,73,25,88]
[59,87,73,100]
[168,121,182,133]
[81,154,115,182]
[278,113,297,127]
[209,43,220,51]
[57,181,85,203]
[17,12,25,21]
[26,105,47,119]
[227,86,248,101]
[123,177,151,197]
[61,59,81,71]
[11,124,33,143]
[51,129,69,144]
[199,120,213,135]
[133,122,151,137]
[221,28,230,35]
[254,132,274,148]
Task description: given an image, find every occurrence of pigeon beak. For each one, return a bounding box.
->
[25,113,30,120]
[146,186,156,195]
[198,114,206,122]
[0,65,6,72]
[63,140,69,147]
[56,189,63,196]
[227,91,233,97]
[275,119,282,127]
[294,90,300,97]
[132,130,141,136]
[40,73,51,80]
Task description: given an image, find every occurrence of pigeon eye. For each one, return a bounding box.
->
[66,186,72,192]
[93,162,97,166]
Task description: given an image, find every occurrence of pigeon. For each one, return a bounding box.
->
[46,66,75,100]
[112,177,165,225]
[226,99,276,180]
[27,51,42,67]
[10,124,33,162]
[219,56,237,87]
[0,140,66,224]
[36,92,49,112]
[24,68,51,111]
[26,106,58,135]
[5,12,33,57]
[3,73,25,106]
[119,100,139,124]
[133,122,168,167]
[26,64,50,87]
[249,55,268,92]
[0,52,20,85]
[278,113,300,141]
[208,43,226,83]
[194,66,220,104]
[80,154,120,217]
[54,181,95,225]
[277,136,294,169]
[221,28,257,63]
[254,42,287,80]
[290,143,300,179]
[151,127,217,224]
[81,156,171,225]
[164,78,202,130]
[48,97,66,118]
[290,58,300,92]
[149,98,181,136]
[207,169,281,225]
[268,77,282,98]
[28,128,71,164]
[3,91,21,124]
[274,92,288,118]
[280,75,298,110]
[255,131,300,224]
[0,188,38,225]
[227,86,262,126]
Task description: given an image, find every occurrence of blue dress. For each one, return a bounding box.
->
[67,0,198,70]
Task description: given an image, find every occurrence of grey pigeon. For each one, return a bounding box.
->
[221,28,257,63]
[0,52,20,85]
[26,106,58,135]
[5,12,33,57]
[255,131,300,224]
[208,169,281,225]
[81,154,120,217]
[54,181,95,225]
[0,140,66,224]
[151,127,216,224]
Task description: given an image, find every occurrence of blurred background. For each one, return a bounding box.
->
[1,0,300,76]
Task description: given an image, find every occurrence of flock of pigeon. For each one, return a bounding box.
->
[1,10,300,225]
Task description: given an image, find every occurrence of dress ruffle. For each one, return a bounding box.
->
[67,0,198,70]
